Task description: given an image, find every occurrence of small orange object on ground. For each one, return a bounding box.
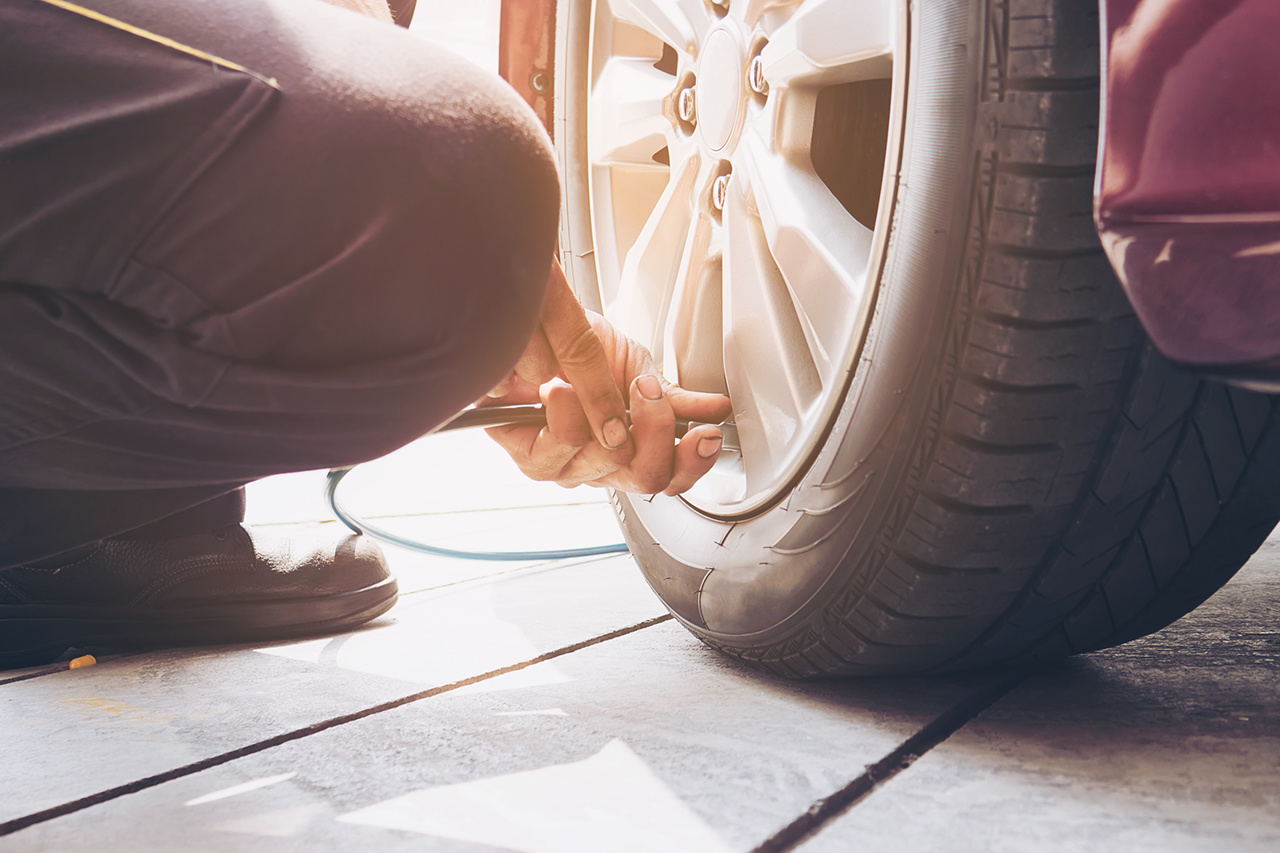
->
[69,655,97,670]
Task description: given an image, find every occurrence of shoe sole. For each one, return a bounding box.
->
[0,577,399,670]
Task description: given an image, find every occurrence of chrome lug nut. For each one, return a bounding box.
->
[748,55,768,96]
[678,86,697,124]
[712,174,731,211]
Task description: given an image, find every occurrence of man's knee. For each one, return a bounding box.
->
[282,52,560,386]
[289,44,561,381]
[127,3,559,381]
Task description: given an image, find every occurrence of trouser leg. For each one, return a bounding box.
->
[0,0,559,567]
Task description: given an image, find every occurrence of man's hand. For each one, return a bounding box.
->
[483,260,732,494]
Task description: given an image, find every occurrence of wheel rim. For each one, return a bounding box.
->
[571,0,907,516]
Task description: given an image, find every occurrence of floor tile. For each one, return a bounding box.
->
[6,622,1001,852]
[0,555,661,826]
[798,547,1280,853]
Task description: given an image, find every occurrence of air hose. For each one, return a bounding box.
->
[325,405,688,561]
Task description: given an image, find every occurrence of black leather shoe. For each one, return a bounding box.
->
[0,525,397,669]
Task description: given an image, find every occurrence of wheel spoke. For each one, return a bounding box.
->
[606,150,707,355]
[606,0,712,54]
[761,0,895,88]
[721,173,822,491]
[590,57,677,167]
[738,132,874,378]
[668,212,726,393]
[738,0,785,28]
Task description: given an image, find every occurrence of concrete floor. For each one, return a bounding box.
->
[1,429,1277,851]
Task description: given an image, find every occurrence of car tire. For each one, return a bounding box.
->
[554,0,1280,676]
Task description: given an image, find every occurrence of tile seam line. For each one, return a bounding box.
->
[751,667,1032,853]
[0,668,65,686]
[0,613,673,837]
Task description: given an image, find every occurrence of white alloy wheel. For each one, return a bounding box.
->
[560,0,906,516]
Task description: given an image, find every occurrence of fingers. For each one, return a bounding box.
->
[485,422,579,484]
[579,374,724,495]
[487,378,727,493]
[483,256,731,495]
[485,327,555,402]
[541,380,592,448]
[663,425,724,496]
[480,374,539,407]
[605,375,722,495]
[514,327,558,388]
[619,374,677,494]
[664,383,735,424]
[541,259,631,450]
[484,380,615,486]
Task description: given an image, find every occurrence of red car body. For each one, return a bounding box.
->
[499,0,1280,384]
[1098,0,1280,382]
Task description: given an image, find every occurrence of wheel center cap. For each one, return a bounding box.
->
[697,29,744,152]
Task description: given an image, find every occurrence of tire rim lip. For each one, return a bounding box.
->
[574,0,910,518]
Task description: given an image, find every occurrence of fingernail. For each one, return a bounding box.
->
[603,417,629,449]
[636,374,663,401]
[697,435,722,458]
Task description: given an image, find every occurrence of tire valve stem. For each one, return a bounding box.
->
[712,174,731,212]
[678,86,697,125]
